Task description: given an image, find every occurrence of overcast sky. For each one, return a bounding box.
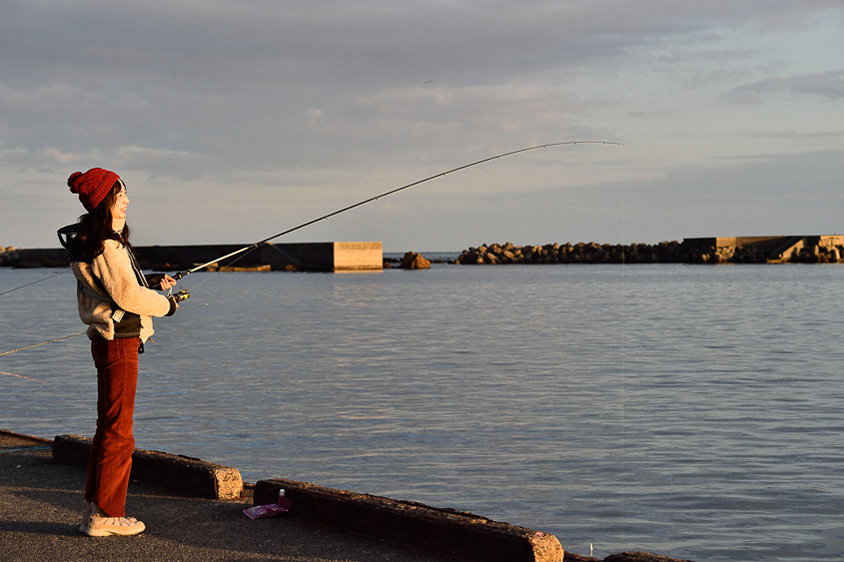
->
[2,1,843,252]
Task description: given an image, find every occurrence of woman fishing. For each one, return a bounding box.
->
[64,168,180,536]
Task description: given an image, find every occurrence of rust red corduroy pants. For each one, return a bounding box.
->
[85,335,139,517]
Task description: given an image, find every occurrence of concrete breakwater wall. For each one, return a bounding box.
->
[5,235,844,268]
[454,235,844,265]
[0,242,383,272]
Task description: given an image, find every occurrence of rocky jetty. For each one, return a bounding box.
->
[455,241,684,265]
[399,251,431,269]
[0,246,21,266]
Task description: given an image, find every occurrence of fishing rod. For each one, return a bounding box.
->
[173,140,622,280]
[1,141,619,358]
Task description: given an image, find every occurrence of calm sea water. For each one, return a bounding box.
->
[1,262,842,561]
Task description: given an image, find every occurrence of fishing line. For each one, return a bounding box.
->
[173,141,623,286]
[1,369,95,410]
[0,270,67,297]
[620,165,627,544]
[0,369,51,383]
[0,332,86,358]
[174,301,209,313]
[2,141,621,354]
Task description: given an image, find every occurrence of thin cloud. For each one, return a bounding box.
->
[1,1,843,249]
[729,70,844,102]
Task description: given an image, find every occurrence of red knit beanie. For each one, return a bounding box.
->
[67,168,121,212]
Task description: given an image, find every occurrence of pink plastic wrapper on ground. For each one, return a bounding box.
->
[243,494,292,519]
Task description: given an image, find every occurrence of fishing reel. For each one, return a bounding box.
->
[170,289,191,303]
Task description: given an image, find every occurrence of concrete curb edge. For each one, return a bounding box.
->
[254,478,564,562]
[51,434,243,500]
[48,433,564,561]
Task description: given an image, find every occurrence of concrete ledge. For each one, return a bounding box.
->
[0,429,52,449]
[254,478,564,562]
[52,434,243,500]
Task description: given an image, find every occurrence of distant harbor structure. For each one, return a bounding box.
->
[454,235,844,265]
[4,236,844,269]
[132,241,384,272]
[683,235,844,264]
[1,242,383,272]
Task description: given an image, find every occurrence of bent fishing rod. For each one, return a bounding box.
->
[0,141,620,359]
[173,140,622,280]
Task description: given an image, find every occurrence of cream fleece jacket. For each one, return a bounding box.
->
[71,239,172,342]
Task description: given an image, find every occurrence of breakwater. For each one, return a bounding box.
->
[0,242,383,272]
[454,235,844,265]
[5,235,844,269]
[0,246,21,266]
[455,241,683,265]
[4,431,693,562]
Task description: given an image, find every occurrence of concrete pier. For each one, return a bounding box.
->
[133,241,383,272]
[1,430,695,562]
[44,433,564,561]
[4,241,383,272]
[0,431,456,562]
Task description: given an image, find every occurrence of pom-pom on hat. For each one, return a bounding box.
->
[67,168,121,211]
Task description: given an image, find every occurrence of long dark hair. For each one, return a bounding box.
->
[68,180,131,263]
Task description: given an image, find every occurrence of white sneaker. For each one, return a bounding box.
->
[80,502,146,536]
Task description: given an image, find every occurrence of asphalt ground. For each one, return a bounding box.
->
[0,431,460,562]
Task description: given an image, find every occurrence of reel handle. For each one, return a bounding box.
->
[171,289,190,303]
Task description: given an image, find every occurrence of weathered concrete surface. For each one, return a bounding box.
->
[0,431,460,562]
[254,478,564,562]
[52,434,244,500]
[2,431,694,562]
[331,241,384,271]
